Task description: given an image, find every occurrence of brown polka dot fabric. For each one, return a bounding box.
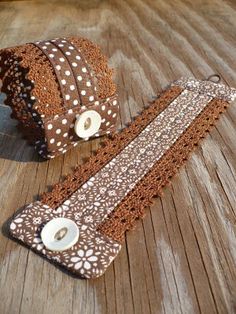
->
[41,95,118,154]
[9,78,236,279]
[0,37,118,159]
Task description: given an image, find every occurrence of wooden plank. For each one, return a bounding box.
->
[0,1,235,313]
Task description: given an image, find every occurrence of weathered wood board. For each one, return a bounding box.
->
[0,1,235,313]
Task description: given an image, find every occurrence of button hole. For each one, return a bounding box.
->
[84,117,91,130]
[54,227,68,241]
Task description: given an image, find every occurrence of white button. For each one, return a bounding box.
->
[41,218,79,252]
[74,110,102,139]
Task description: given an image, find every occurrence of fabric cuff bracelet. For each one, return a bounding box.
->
[0,37,118,159]
[9,77,236,279]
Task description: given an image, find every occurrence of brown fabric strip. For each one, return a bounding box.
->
[34,39,80,109]
[51,38,98,104]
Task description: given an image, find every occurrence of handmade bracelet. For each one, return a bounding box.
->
[9,76,236,279]
[0,37,118,159]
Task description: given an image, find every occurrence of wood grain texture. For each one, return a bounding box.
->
[0,0,236,313]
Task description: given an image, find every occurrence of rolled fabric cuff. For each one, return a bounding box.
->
[0,37,118,159]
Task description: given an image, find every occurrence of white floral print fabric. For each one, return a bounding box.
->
[10,201,121,278]
[173,77,236,102]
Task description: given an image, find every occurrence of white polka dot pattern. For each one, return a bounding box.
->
[34,38,99,112]
[31,38,119,158]
[43,94,119,153]
[35,40,80,110]
[51,38,98,105]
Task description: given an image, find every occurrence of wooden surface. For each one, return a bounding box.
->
[0,1,236,313]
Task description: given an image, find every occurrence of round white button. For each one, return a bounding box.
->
[74,110,102,139]
[41,218,79,252]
